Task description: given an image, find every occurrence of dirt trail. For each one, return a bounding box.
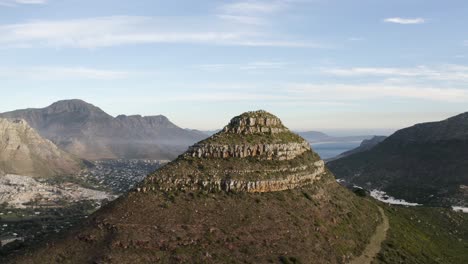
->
[349,207,389,264]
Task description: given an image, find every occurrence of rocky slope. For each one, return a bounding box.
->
[0,118,81,177]
[9,111,383,264]
[0,100,206,160]
[328,113,468,206]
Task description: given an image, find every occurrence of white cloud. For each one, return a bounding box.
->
[287,83,468,102]
[221,1,285,15]
[0,66,129,80]
[0,16,317,48]
[217,1,296,25]
[141,81,468,104]
[216,15,266,25]
[383,17,425,24]
[348,37,364,41]
[0,0,46,6]
[196,61,288,71]
[322,65,468,83]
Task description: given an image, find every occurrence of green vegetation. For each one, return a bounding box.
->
[233,110,282,120]
[374,205,468,264]
[9,177,383,264]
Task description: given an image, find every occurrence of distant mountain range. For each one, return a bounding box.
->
[327,136,387,162]
[328,112,468,206]
[0,118,82,177]
[0,100,206,161]
[298,131,375,143]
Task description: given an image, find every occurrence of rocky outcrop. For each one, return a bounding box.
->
[185,142,310,160]
[140,110,328,194]
[223,110,287,134]
[139,161,325,193]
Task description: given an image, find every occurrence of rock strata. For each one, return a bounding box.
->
[140,160,325,193]
[185,142,310,160]
[141,110,327,193]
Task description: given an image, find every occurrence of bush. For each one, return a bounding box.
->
[353,188,367,197]
[279,256,302,264]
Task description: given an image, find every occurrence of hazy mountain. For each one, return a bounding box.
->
[327,136,387,162]
[0,118,81,177]
[298,131,374,143]
[10,111,384,263]
[0,100,207,160]
[328,113,468,206]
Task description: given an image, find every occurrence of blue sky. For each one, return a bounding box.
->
[0,0,467,133]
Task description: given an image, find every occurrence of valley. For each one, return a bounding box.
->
[0,158,167,259]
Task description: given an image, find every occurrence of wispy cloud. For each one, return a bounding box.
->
[217,0,294,25]
[143,80,468,104]
[322,65,468,83]
[287,83,468,102]
[383,17,425,24]
[196,61,288,71]
[0,16,319,48]
[0,0,47,6]
[220,1,286,15]
[0,66,129,80]
[216,14,266,25]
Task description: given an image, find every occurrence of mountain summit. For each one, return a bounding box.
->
[0,100,206,160]
[141,110,323,193]
[12,111,382,263]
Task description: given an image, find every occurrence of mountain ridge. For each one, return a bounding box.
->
[328,113,468,206]
[0,99,206,160]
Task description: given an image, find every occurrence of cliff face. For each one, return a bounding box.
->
[0,100,206,160]
[0,118,81,177]
[186,142,311,160]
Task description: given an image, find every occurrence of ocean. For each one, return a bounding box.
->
[310,141,362,159]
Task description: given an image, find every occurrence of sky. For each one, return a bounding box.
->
[0,0,467,134]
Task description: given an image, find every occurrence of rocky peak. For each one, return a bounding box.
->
[223,110,287,134]
[141,111,327,193]
[45,99,109,117]
[185,111,309,161]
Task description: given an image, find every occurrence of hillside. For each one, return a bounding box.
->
[374,205,468,264]
[328,113,468,207]
[0,100,206,160]
[9,111,383,263]
[0,118,81,177]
